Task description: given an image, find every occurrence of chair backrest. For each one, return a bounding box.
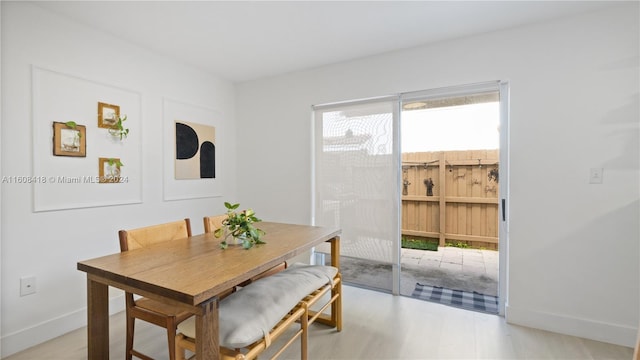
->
[203,215,228,234]
[119,219,192,252]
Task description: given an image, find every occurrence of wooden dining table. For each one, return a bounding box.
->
[77,221,341,360]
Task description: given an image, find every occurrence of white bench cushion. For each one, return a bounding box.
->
[177,264,338,349]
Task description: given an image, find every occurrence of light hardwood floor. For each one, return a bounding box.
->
[5,285,633,360]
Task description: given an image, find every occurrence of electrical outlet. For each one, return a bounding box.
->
[20,276,36,296]
[589,168,604,184]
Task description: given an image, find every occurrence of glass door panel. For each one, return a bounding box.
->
[313,98,400,292]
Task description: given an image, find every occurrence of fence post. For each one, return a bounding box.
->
[438,151,446,247]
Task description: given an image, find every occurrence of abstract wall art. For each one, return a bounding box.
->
[175,120,216,179]
[163,98,221,200]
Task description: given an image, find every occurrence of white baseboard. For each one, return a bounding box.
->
[1,295,125,358]
[505,304,637,348]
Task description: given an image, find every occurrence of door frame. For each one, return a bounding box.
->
[497,81,509,316]
[311,81,510,316]
[398,81,509,315]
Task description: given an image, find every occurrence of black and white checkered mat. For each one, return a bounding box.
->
[412,283,498,314]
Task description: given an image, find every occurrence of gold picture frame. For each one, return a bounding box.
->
[53,122,86,157]
[98,157,122,183]
[98,102,120,129]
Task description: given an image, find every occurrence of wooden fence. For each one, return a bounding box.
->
[402,150,499,250]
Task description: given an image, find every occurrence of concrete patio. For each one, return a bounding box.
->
[335,246,499,298]
[400,246,499,296]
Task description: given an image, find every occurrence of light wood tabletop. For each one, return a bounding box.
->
[77,222,341,360]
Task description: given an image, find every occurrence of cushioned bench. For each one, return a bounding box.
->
[175,264,341,360]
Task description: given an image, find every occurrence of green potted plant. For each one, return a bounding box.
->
[108,114,129,140]
[214,202,266,249]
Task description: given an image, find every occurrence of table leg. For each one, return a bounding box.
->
[87,276,109,359]
[196,296,220,360]
[330,236,340,269]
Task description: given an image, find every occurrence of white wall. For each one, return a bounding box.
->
[1,2,237,356]
[236,4,639,347]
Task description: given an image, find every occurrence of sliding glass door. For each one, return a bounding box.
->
[312,98,401,293]
[312,82,507,311]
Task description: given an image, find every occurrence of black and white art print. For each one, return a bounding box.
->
[175,121,216,179]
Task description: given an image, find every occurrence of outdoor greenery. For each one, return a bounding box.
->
[401,237,486,251]
[214,202,266,249]
[446,241,470,249]
[401,237,438,251]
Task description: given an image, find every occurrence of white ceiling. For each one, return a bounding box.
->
[33,1,618,83]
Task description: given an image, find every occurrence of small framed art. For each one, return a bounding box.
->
[53,121,86,157]
[98,157,122,183]
[98,102,120,128]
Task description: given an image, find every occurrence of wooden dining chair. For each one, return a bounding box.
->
[203,214,227,234]
[118,219,194,360]
[203,215,287,285]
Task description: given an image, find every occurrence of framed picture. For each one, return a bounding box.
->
[98,102,120,128]
[53,122,86,157]
[98,157,122,183]
[175,121,216,179]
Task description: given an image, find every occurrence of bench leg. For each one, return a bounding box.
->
[301,303,309,360]
[335,278,342,331]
